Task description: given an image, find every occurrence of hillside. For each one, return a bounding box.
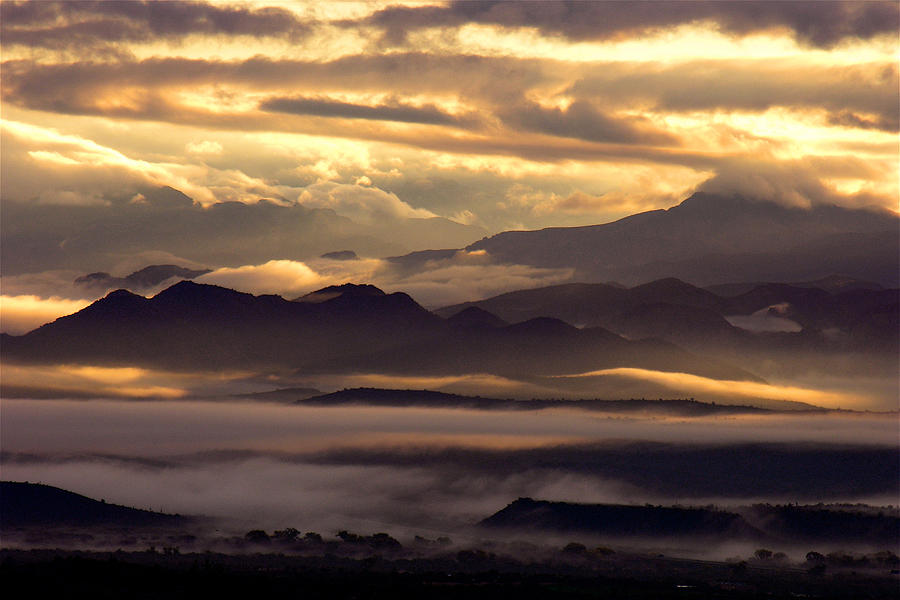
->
[0,481,187,528]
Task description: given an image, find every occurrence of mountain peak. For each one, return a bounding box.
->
[151,280,256,308]
[295,283,386,303]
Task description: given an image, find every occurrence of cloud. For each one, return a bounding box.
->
[827,109,899,133]
[0,363,187,398]
[196,260,330,299]
[568,60,899,124]
[568,368,863,409]
[194,253,573,308]
[696,158,897,209]
[260,96,473,127]
[296,181,437,224]
[0,295,91,335]
[366,1,900,49]
[3,399,897,533]
[499,100,679,146]
[185,140,223,155]
[0,0,311,53]
[0,119,221,205]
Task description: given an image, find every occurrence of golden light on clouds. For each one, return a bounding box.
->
[0,295,91,335]
[1,363,188,399]
[569,368,866,410]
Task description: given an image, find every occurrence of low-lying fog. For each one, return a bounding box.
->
[3,399,897,539]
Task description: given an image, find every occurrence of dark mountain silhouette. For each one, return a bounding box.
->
[437,278,727,325]
[481,498,764,541]
[2,281,756,381]
[0,481,187,528]
[480,498,900,546]
[74,264,211,293]
[438,276,899,354]
[232,387,322,403]
[402,193,899,287]
[707,275,884,297]
[296,387,791,415]
[320,250,359,260]
[293,283,388,303]
[445,306,509,329]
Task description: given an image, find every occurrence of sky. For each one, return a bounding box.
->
[1,1,898,322]
[2,0,897,230]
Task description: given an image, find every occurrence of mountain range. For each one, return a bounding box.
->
[437,277,899,368]
[292,387,805,415]
[395,192,899,287]
[1,281,756,382]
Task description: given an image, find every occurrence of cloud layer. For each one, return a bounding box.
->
[1,0,896,264]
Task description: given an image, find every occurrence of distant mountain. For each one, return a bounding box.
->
[75,264,211,293]
[2,281,756,382]
[481,498,763,541]
[297,387,789,415]
[231,387,322,403]
[0,481,187,528]
[319,250,359,260]
[411,193,898,287]
[437,278,725,325]
[707,275,884,297]
[480,498,900,546]
[445,306,509,329]
[438,277,899,354]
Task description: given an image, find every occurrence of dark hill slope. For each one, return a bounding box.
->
[481,498,900,547]
[0,482,186,528]
[481,498,763,541]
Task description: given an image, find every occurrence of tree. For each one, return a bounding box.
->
[244,530,270,544]
[754,548,773,560]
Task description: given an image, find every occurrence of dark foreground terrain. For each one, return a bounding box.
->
[3,546,899,600]
[3,482,899,598]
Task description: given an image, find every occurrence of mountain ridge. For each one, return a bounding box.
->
[448,193,899,286]
[2,281,758,382]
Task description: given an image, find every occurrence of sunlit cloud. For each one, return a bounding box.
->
[196,260,328,298]
[0,294,91,335]
[0,363,187,399]
[567,368,866,410]
[194,254,574,307]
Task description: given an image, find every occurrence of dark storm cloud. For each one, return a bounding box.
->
[499,100,679,146]
[827,110,900,132]
[0,53,550,109]
[0,0,310,50]
[366,0,900,49]
[259,96,473,128]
